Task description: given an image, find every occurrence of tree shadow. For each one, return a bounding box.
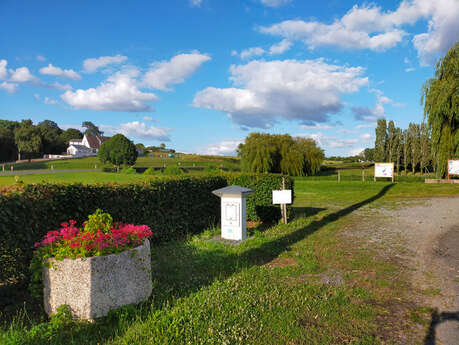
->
[292,207,327,219]
[424,309,459,345]
[9,184,395,344]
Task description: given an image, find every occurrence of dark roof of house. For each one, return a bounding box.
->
[85,135,111,149]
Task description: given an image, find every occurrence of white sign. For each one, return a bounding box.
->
[375,163,394,178]
[272,190,292,204]
[449,160,459,176]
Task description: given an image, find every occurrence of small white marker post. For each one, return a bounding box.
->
[212,185,254,241]
[2,164,4,172]
[273,178,292,224]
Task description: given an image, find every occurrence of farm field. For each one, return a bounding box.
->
[2,179,459,344]
[0,155,241,172]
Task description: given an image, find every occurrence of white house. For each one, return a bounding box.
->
[67,134,110,157]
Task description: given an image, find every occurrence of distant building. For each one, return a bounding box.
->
[67,134,111,157]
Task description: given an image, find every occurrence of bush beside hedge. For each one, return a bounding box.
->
[0,174,293,285]
[226,173,294,222]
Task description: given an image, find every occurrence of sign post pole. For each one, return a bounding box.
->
[282,177,287,224]
[273,181,292,225]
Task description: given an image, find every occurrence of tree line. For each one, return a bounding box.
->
[0,120,103,162]
[364,42,458,177]
[365,119,432,174]
[237,133,324,176]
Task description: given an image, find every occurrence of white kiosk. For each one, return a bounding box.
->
[212,185,254,241]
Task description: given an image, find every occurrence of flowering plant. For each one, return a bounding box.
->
[30,209,152,298]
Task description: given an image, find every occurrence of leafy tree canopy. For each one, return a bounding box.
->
[238,133,324,176]
[422,42,458,177]
[98,134,137,170]
[82,121,103,136]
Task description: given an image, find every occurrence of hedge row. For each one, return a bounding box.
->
[0,174,294,285]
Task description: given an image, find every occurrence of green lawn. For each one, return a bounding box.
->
[0,155,241,172]
[0,171,159,185]
[2,180,459,344]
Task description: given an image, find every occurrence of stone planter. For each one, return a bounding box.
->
[43,239,152,320]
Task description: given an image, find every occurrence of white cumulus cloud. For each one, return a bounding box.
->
[0,81,18,93]
[142,52,210,91]
[61,69,157,112]
[259,0,459,64]
[0,59,8,80]
[9,67,38,83]
[83,54,128,73]
[202,139,242,156]
[269,39,292,55]
[50,82,73,91]
[39,64,81,80]
[239,47,266,59]
[193,58,368,128]
[100,121,170,141]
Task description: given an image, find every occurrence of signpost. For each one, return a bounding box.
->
[448,159,459,181]
[272,178,292,224]
[374,162,394,183]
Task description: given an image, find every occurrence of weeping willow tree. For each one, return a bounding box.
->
[238,133,324,176]
[422,42,459,177]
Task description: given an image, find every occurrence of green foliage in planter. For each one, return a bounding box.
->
[225,173,294,222]
[84,209,113,234]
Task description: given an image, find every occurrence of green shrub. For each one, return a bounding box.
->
[121,167,137,174]
[225,173,294,222]
[143,167,159,175]
[0,174,294,286]
[163,165,182,175]
[0,176,226,285]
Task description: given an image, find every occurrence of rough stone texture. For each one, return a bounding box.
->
[43,240,152,320]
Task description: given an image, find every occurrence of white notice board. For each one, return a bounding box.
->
[272,190,292,204]
[448,159,459,176]
[374,163,394,178]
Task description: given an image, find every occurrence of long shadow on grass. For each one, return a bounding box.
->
[14,184,394,345]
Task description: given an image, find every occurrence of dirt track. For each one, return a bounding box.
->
[353,197,459,345]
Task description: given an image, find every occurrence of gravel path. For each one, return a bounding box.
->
[357,197,459,345]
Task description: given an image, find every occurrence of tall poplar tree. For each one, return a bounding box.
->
[422,42,458,177]
[387,120,397,163]
[409,123,421,173]
[374,119,387,162]
[395,128,402,173]
[403,129,411,174]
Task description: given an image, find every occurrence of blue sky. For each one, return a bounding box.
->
[1,0,458,156]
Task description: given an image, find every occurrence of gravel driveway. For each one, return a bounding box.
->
[350,197,459,345]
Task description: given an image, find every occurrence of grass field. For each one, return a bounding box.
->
[0,155,241,172]
[2,179,459,344]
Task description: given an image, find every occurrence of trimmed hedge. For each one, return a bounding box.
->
[0,174,293,285]
[226,173,294,222]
